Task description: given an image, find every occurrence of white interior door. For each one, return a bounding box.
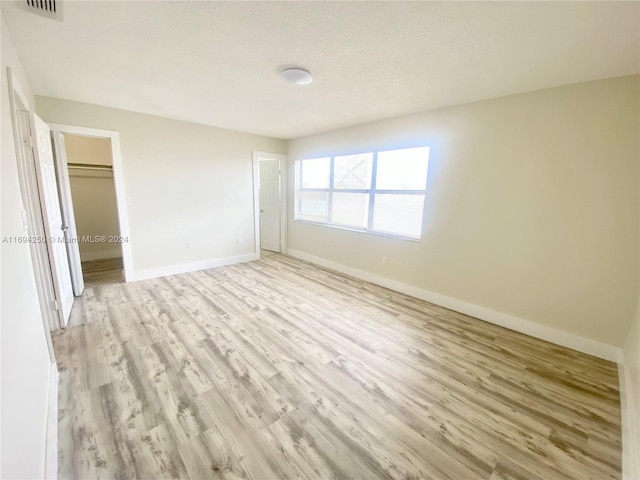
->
[51,131,84,296]
[259,158,281,252]
[31,113,74,325]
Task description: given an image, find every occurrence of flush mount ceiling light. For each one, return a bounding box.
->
[280,68,313,85]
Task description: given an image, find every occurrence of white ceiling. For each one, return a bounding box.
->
[2,1,639,139]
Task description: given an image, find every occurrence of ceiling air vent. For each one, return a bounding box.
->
[23,0,62,21]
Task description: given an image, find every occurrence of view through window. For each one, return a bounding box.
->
[295,146,430,239]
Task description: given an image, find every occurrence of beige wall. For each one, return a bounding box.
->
[64,134,121,261]
[622,309,640,479]
[64,134,113,166]
[288,76,640,347]
[0,12,52,479]
[36,97,287,274]
[621,128,640,479]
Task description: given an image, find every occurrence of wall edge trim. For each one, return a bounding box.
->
[619,361,640,480]
[286,248,624,363]
[44,362,58,480]
[128,253,259,282]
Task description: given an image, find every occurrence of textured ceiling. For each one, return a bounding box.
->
[2,1,639,139]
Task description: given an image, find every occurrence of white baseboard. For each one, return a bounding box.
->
[620,361,640,480]
[128,253,259,282]
[286,249,623,363]
[45,362,58,480]
[80,248,122,262]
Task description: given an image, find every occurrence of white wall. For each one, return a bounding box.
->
[288,76,640,349]
[65,134,121,261]
[0,12,53,480]
[36,97,286,277]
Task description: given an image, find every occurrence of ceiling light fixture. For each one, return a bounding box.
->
[280,68,313,85]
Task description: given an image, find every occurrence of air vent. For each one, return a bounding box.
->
[23,0,62,21]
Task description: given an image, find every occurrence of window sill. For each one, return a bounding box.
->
[294,219,421,242]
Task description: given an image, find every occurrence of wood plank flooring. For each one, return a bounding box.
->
[82,257,124,287]
[54,254,622,480]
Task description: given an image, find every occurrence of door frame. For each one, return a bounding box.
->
[48,124,133,282]
[252,151,287,256]
[6,67,57,358]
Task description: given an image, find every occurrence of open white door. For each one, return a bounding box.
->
[51,131,84,296]
[31,113,74,325]
[259,157,281,252]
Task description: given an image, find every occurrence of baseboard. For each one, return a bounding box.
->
[128,253,260,282]
[620,361,640,480]
[80,248,122,262]
[44,362,58,480]
[286,249,623,363]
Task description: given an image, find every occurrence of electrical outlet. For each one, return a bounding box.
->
[185,242,191,251]
[237,237,243,245]
[382,256,388,265]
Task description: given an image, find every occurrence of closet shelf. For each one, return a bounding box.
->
[67,162,113,172]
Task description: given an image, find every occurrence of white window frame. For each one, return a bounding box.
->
[294,147,429,240]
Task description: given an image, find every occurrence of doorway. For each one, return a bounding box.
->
[49,124,133,288]
[7,67,59,349]
[253,152,287,255]
[62,134,123,287]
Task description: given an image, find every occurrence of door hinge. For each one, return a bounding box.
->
[23,136,34,148]
[53,300,60,312]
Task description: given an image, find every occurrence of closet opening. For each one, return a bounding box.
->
[49,124,132,293]
[59,133,124,288]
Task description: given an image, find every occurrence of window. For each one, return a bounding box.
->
[295,146,429,239]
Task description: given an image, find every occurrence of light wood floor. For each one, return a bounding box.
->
[82,257,124,287]
[54,254,621,480]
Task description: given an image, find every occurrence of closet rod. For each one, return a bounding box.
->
[67,162,113,171]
